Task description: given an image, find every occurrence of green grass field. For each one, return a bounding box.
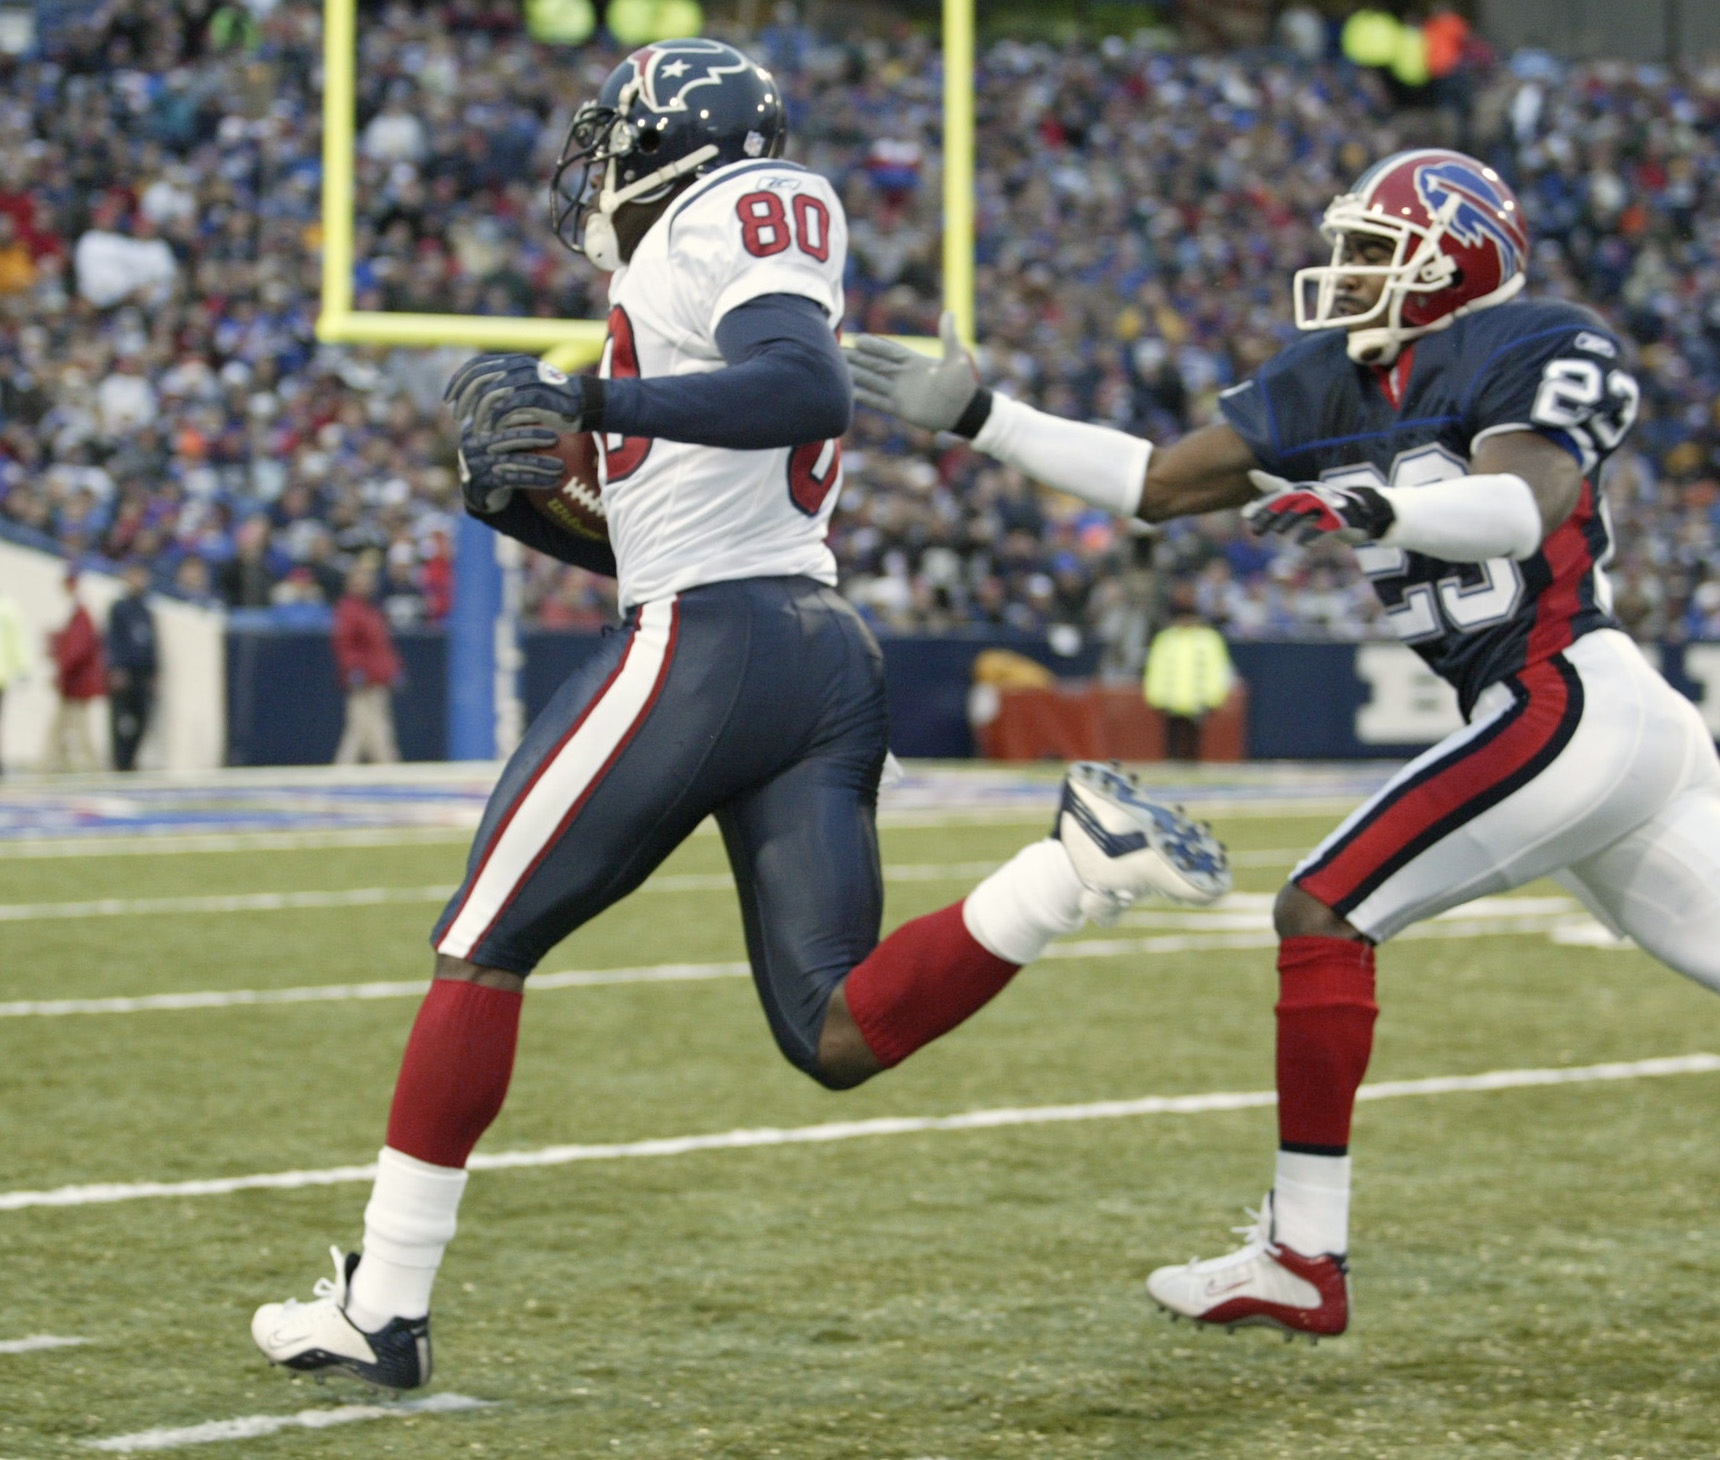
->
[3,788,1719,1459]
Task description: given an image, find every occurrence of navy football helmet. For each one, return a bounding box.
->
[551,38,787,270]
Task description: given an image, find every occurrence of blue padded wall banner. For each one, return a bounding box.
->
[448,512,503,760]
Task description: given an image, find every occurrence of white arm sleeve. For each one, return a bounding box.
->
[972,393,1152,518]
[1377,473,1544,562]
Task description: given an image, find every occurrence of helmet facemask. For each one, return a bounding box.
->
[550,84,720,271]
[1293,193,1522,365]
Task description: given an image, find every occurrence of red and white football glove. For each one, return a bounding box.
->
[1241,469,1396,547]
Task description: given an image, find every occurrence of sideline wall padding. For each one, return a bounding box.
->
[0,536,225,772]
[220,626,1720,767]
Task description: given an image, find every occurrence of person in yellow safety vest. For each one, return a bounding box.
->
[525,0,596,45]
[1143,590,1235,762]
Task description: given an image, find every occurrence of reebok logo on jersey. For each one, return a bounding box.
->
[1573,332,1617,358]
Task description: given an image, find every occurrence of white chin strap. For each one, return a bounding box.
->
[1343,271,1526,365]
[581,143,720,271]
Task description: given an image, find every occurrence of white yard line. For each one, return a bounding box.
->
[84,1394,494,1453]
[0,886,458,923]
[0,1334,89,1354]
[0,962,757,1018]
[0,900,1622,1020]
[0,863,1003,922]
[0,854,1509,925]
[0,828,474,861]
[4,1054,1713,1215]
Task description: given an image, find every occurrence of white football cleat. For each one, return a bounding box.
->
[1146,1195,1349,1340]
[1056,762,1231,909]
[252,1247,431,1390]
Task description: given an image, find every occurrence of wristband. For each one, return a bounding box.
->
[952,388,994,439]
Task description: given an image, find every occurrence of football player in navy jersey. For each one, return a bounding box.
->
[850,147,1720,1339]
[250,38,1229,1391]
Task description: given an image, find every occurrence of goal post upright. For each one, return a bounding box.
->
[319,0,355,325]
[314,0,972,355]
[943,0,976,346]
[314,0,975,757]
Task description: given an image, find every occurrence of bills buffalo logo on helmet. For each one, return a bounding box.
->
[630,39,753,114]
[1414,160,1525,278]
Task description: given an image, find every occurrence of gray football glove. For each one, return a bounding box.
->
[844,311,986,434]
[444,353,592,436]
[457,422,564,514]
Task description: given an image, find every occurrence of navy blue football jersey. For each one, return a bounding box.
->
[1220,299,1637,714]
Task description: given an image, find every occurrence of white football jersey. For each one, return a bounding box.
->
[596,159,848,609]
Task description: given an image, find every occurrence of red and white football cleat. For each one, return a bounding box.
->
[1146,1195,1349,1341]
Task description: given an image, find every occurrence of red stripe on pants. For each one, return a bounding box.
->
[1298,659,1571,913]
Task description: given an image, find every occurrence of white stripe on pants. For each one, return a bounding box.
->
[436,599,676,961]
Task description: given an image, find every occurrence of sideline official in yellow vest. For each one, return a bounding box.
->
[1143,601,1234,762]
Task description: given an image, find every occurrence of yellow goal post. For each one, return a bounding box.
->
[316,0,975,366]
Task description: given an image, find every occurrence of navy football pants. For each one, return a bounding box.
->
[432,576,889,1074]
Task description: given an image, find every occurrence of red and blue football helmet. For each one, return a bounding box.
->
[1295,148,1530,364]
[551,38,786,271]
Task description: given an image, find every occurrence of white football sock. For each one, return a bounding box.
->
[962,838,1088,965]
[346,1146,469,1328]
[1273,1150,1352,1257]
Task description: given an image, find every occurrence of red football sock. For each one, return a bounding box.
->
[843,903,1020,1068]
[1275,935,1378,1152]
[385,979,522,1168]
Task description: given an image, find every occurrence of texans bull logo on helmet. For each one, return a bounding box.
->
[630,39,754,115]
[550,36,786,269]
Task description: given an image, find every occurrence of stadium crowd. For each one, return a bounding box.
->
[1,0,1718,662]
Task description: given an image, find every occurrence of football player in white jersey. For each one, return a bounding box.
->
[250,38,1230,1390]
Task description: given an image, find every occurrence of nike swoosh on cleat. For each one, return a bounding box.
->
[1203,1278,1251,1297]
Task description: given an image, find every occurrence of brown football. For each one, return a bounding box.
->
[523,430,607,543]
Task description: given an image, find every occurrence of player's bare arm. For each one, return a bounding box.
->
[1136,421,1260,522]
[1469,426,1583,537]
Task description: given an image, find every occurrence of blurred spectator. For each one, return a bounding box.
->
[332,558,402,765]
[218,517,282,609]
[1276,5,1328,62]
[0,588,30,774]
[1143,585,1235,761]
[0,2,1713,665]
[106,560,159,772]
[0,214,36,295]
[72,212,178,309]
[45,571,106,772]
[173,556,219,605]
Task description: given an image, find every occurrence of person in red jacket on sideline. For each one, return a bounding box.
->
[47,569,106,771]
[332,558,402,764]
